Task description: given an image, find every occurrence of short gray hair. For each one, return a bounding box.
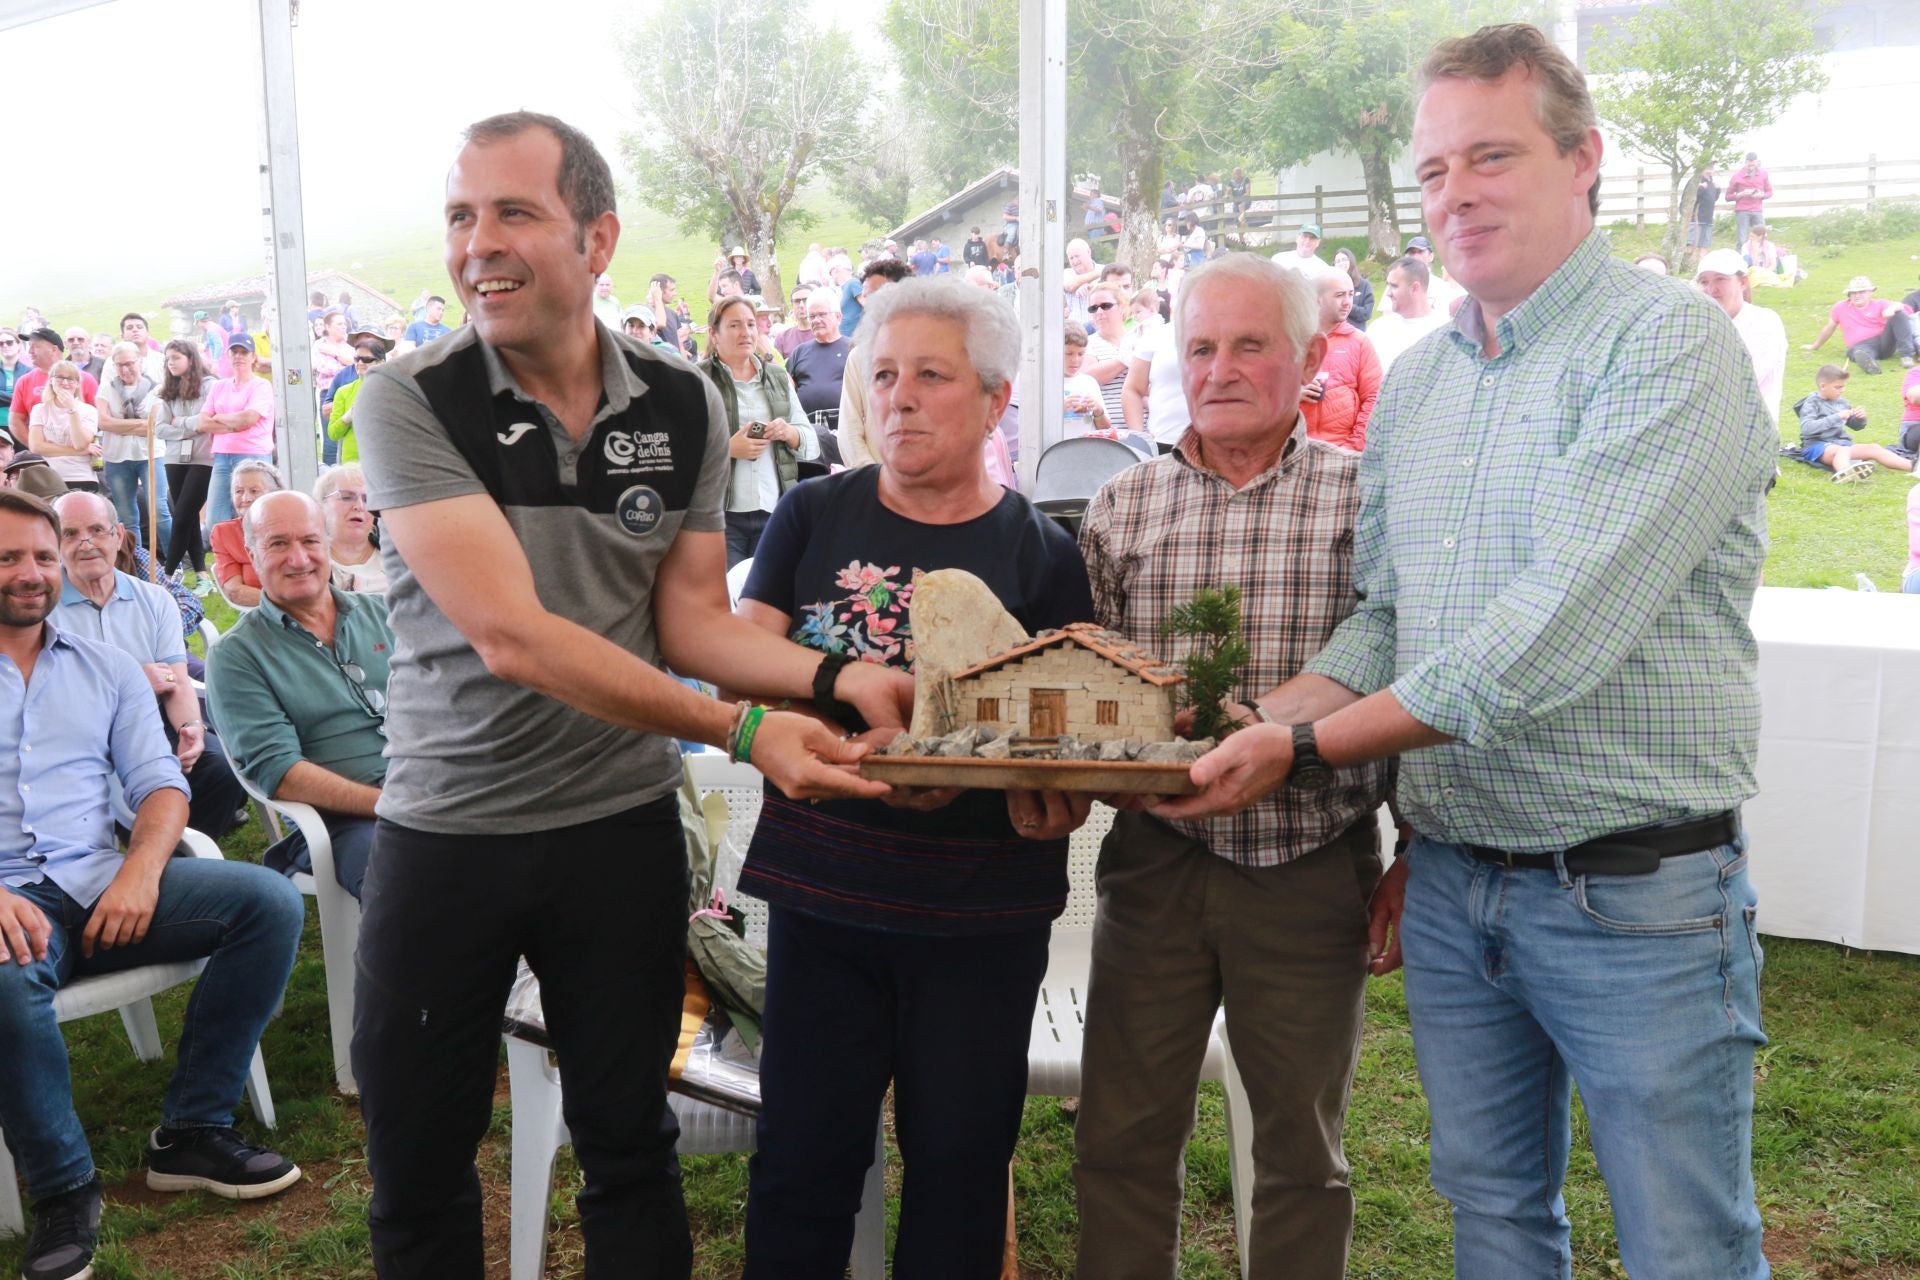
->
[313,463,365,503]
[853,276,1022,394]
[243,489,326,550]
[231,458,283,492]
[1175,255,1317,367]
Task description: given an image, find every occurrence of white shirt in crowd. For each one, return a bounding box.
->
[1368,309,1452,375]
[1272,251,1336,283]
[727,366,820,513]
[1728,299,1788,427]
[1137,323,1190,447]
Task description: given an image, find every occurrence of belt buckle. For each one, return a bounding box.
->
[1502,848,1517,869]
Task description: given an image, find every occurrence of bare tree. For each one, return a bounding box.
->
[619,0,872,305]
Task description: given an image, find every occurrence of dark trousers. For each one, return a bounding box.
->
[725,508,771,569]
[744,907,1051,1280]
[352,797,693,1280]
[263,813,376,900]
[1846,309,1917,366]
[164,463,212,574]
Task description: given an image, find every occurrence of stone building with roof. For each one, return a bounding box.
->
[940,622,1184,743]
[157,269,404,336]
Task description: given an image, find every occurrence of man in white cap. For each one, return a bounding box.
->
[1804,275,1917,373]
[1696,249,1787,426]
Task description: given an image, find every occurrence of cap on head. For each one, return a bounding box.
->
[25,327,64,348]
[621,303,657,327]
[728,246,749,263]
[228,332,257,353]
[1695,249,1748,278]
[1299,223,1322,238]
[1406,236,1433,253]
[193,310,208,321]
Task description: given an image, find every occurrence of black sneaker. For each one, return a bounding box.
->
[21,1178,100,1280]
[145,1126,301,1200]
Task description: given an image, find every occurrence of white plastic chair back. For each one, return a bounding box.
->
[726,558,754,611]
[1031,436,1145,503]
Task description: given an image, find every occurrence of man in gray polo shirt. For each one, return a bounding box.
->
[351,110,904,1279]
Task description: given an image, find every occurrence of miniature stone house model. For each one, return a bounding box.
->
[938,623,1184,743]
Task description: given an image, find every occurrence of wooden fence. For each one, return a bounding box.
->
[1088,155,1920,252]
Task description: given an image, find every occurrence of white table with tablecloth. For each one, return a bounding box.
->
[1745,587,1920,954]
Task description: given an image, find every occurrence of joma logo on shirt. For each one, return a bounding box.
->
[497,423,537,446]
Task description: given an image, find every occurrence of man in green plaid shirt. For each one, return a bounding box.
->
[1156,24,1775,1280]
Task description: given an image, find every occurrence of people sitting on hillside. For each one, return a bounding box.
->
[1792,364,1914,482]
[1803,276,1916,374]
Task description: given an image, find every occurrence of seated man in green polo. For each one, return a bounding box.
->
[206,489,390,898]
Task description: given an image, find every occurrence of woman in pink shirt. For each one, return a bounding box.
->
[203,332,276,527]
[1905,484,1920,594]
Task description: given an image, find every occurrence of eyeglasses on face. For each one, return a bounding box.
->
[51,375,81,384]
[324,489,370,506]
[1087,301,1119,313]
[353,355,381,365]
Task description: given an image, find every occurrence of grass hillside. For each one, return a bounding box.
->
[34,209,1920,590]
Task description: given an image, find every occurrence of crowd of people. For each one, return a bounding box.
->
[3,18,1916,1280]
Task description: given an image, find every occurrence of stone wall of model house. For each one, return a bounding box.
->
[949,647,1177,743]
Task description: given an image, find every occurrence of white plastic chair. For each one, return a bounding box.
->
[228,766,361,1097]
[504,751,884,1280]
[1026,803,1255,1276]
[195,617,221,655]
[0,828,277,1237]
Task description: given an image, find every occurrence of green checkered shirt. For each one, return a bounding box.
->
[1306,230,1776,853]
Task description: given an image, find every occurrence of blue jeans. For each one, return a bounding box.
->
[103,458,172,552]
[0,856,303,1201]
[1401,835,1768,1279]
[207,452,272,528]
[1904,566,1920,594]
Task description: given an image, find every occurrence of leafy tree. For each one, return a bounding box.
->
[885,0,1288,276]
[1240,0,1548,259]
[1589,0,1827,264]
[617,0,871,306]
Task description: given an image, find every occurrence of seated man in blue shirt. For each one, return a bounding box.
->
[208,490,391,900]
[0,489,305,1280]
[49,493,246,841]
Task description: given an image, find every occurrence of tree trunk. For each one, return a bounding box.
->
[1116,120,1163,284]
[1659,173,1688,266]
[1359,131,1401,261]
[751,227,784,316]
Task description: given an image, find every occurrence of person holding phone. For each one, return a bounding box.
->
[700,295,818,566]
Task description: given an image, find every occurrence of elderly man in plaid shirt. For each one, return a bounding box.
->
[1073,252,1393,1279]
[1156,24,1777,1280]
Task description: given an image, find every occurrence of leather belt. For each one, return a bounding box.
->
[1466,811,1739,877]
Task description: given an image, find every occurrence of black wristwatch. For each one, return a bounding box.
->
[812,652,869,734]
[1287,722,1337,792]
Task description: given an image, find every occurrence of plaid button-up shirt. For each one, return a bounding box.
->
[1306,229,1777,853]
[1080,425,1392,867]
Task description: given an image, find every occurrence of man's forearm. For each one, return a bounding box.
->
[1313,687,1452,770]
[275,761,381,819]
[124,786,189,872]
[164,679,200,732]
[1251,672,1367,725]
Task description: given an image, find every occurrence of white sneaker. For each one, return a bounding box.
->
[1832,460,1875,484]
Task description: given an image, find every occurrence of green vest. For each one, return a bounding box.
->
[701,352,801,494]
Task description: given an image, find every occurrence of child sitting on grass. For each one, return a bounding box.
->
[1792,364,1915,483]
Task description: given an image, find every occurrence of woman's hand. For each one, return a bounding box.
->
[729,431,770,461]
[765,417,801,448]
[1006,788,1091,840]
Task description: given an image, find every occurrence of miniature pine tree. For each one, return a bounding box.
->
[1161,585,1251,741]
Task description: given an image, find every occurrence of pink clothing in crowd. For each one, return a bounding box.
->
[1726,165,1772,212]
[204,374,276,454]
[1829,298,1903,349]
